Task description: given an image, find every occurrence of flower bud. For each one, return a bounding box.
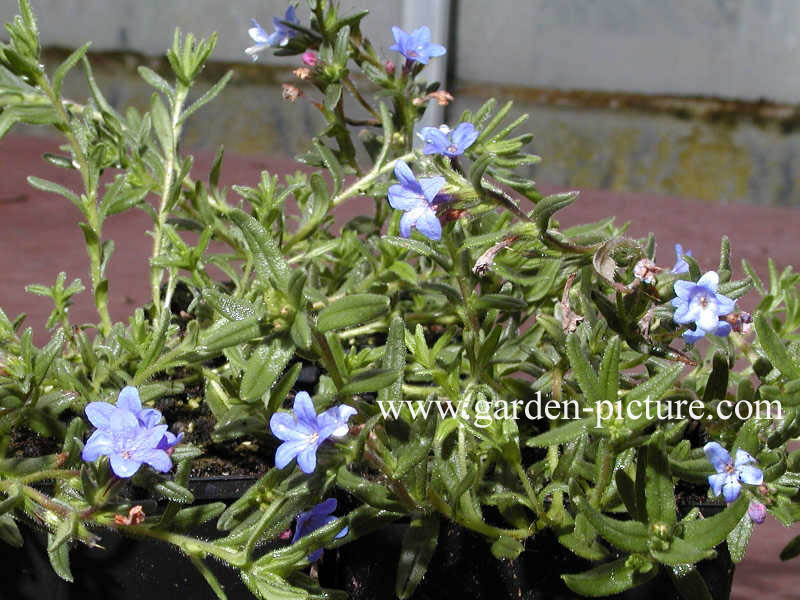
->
[748,501,767,524]
[301,51,318,67]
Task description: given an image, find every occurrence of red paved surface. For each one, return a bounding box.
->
[1,134,799,597]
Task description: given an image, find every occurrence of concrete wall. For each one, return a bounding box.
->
[5,1,800,205]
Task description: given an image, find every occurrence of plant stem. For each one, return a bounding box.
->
[150,84,189,313]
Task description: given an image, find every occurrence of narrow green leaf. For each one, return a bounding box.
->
[562,557,656,597]
[316,294,389,332]
[395,516,439,599]
[230,210,290,294]
[754,313,800,379]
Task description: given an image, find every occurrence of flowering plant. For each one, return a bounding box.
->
[2,1,800,598]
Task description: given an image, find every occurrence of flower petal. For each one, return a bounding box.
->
[737,464,763,486]
[715,293,736,316]
[318,405,357,438]
[82,430,114,461]
[682,328,706,344]
[270,412,311,441]
[388,184,423,211]
[117,386,142,413]
[293,392,319,430]
[418,176,445,203]
[275,439,307,469]
[722,476,742,503]
[697,271,719,292]
[393,160,417,189]
[451,123,478,150]
[415,207,442,241]
[134,448,173,473]
[673,280,694,300]
[109,454,143,478]
[707,472,727,497]
[85,402,115,429]
[296,444,318,474]
[703,441,732,473]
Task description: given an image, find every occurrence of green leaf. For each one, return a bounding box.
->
[395,516,439,599]
[681,495,748,549]
[0,513,23,547]
[651,537,715,566]
[754,313,800,379]
[230,210,291,294]
[562,557,656,597]
[532,192,578,231]
[47,531,73,582]
[27,176,81,207]
[240,339,293,402]
[316,294,389,332]
[668,566,713,600]
[490,535,524,560]
[645,436,676,526]
[727,513,753,563]
[526,416,599,447]
[566,332,603,406]
[53,41,90,96]
[198,317,261,354]
[572,494,650,553]
[340,368,401,395]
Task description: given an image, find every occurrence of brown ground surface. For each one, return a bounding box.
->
[1,134,799,598]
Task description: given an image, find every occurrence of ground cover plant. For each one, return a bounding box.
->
[2,1,800,598]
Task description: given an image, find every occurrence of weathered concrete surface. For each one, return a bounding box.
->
[453,89,800,205]
[2,133,800,598]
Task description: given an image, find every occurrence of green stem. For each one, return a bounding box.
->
[332,151,415,207]
[150,84,189,312]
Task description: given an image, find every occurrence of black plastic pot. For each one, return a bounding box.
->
[0,479,733,600]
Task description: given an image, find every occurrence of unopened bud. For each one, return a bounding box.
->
[301,51,318,67]
[748,501,767,524]
[281,84,302,103]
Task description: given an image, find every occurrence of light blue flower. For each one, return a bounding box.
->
[704,442,763,503]
[671,271,735,343]
[269,392,356,474]
[246,6,299,60]
[388,26,446,64]
[82,387,176,478]
[292,498,348,562]
[671,243,693,274]
[419,123,479,157]
[387,160,446,241]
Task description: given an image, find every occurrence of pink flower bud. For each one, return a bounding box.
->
[748,501,767,524]
[301,51,318,67]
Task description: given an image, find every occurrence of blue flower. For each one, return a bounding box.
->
[292,498,348,562]
[671,243,693,274]
[419,123,479,157]
[246,6,299,60]
[671,271,735,343]
[388,26,446,64]
[82,387,176,478]
[704,442,763,503]
[269,392,356,474]
[387,160,446,241]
